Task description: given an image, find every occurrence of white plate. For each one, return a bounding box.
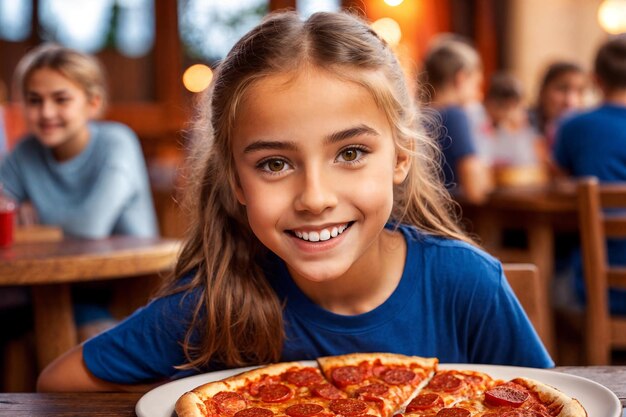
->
[136,363,622,417]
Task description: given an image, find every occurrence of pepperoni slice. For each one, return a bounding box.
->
[435,407,471,417]
[283,368,324,387]
[213,392,247,415]
[235,408,275,417]
[285,404,325,417]
[405,393,444,412]
[427,373,464,393]
[329,399,369,416]
[332,366,365,387]
[382,369,416,385]
[355,383,389,396]
[258,384,293,403]
[485,386,530,408]
[311,383,344,400]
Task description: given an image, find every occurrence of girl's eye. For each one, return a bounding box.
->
[258,158,291,174]
[341,149,358,161]
[336,146,367,163]
[268,160,285,172]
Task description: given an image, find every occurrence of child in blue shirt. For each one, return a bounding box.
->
[553,34,626,315]
[421,35,494,204]
[37,11,552,392]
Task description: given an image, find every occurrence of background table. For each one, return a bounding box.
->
[0,236,181,370]
[0,367,623,416]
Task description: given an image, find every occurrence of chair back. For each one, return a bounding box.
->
[502,263,548,347]
[577,177,626,364]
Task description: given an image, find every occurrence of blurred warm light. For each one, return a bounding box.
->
[183,64,213,93]
[371,17,402,47]
[598,0,626,34]
[383,0,404,6]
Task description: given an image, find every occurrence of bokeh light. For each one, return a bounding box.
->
[371,17,402,47]
[383,0,404,6]
[598,0,626,34]
[183,64,213,93]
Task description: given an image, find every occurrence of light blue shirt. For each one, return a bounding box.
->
[0,121,158,238]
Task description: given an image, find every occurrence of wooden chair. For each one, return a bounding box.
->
[502,263,548,347]
[577,177,626,365]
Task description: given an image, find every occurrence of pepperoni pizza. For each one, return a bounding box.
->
[174,353,587,417]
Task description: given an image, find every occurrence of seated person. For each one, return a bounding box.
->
[0,43,158,339]
[553,34,626,315]
[421,35,493,203]
[482,72,546,186]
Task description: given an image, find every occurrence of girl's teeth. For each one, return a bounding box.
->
[294,224,348,242]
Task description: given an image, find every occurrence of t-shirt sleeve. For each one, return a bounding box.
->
[83,287,201,383]
[0,145,27,202]
[442,108,477,160]
[465,263,554,368]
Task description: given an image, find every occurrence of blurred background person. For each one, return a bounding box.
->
[421,35,493,204]
[0,43,158,340]
[529,61,587,156]
[553,34,626,316]
[482,72,546,186]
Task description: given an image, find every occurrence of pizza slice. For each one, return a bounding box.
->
[399,369,499,417]
[175,361,382,417]
[425,377,587,417]
[317,353,438,417]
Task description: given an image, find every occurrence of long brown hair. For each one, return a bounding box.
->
[163,11,472,371]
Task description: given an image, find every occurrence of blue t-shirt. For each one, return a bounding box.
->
[83,225,553,384]
[553,104,626,314]
[430,106,477,189]
[0,121,157,238]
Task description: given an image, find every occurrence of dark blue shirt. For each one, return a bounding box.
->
[83,225,553,384]
[554,104,626,314]
[430,106,477,189]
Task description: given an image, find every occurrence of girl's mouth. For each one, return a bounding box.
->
[289,222,354,242]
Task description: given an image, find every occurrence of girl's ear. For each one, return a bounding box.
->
[87,94,103,118]
[393,149,411,185]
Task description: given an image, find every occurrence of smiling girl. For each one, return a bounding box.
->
[0,43,157,238]
[37,12,552,392]
[0,44,158,339]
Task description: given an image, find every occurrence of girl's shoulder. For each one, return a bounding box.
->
[398,224,502,278]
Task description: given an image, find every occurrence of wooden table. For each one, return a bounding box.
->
[0,236,181,370]
[458,181,579,357]
[0,367,623,416]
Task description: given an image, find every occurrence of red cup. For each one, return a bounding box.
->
[0,189,16,248]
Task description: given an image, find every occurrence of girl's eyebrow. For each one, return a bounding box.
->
[325,124,380,144]
[242,124,380,154]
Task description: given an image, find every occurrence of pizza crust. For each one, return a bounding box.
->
[511,377,588,417]
[317,352,438,371]
[175,391,208,417]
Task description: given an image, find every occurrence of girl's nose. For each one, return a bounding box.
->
[294,167,338,214]
[40,100,56,118]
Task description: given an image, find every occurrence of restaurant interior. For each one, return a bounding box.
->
[0,0,625,408]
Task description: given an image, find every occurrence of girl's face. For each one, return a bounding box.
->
[23,67,100,160]
[541,71,586,123]
[232,68,410,284]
